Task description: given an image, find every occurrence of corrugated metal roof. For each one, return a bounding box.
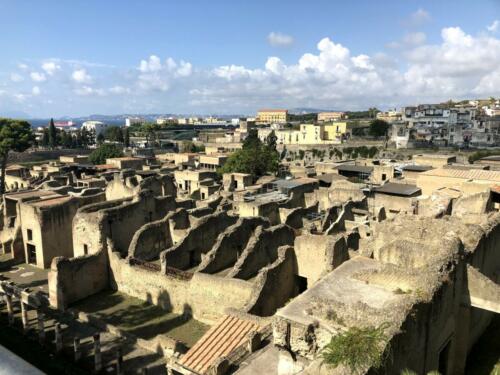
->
[178,315,259,374]
[336,164,374,174]
[374,183,421,196]
[420,168,500,181]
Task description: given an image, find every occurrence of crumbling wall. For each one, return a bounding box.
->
[197,217,270,274]
[48,250,109,309]
[161,212,238,270]
[294,233,349,285]
[246,246,298,316]
[279,204,318,229]
[128,212,175,261]
[228,224,295,280]
[109,249,254,324]
[452,191,492,220]
[324,200,355,235]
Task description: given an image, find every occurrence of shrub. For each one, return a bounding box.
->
[88,144,123,165]
[321,323,390,375]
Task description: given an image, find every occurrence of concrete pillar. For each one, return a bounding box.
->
[94,333,102,373]
[451,305,471,375]
[5,294,14,325]
[115,347,123,375]
[55,323,63,353]
[74,337,81,362]
[20,301,29,333]
[37,310,45,345]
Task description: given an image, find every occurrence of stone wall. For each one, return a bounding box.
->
[48,250,109,309]
[161,211,238,270]
[246,246,298,316]
[108,249,254,324]
[294,233,348,285]
[228,224,295,280]
[197,217,269,274]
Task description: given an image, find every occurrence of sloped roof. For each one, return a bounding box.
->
[420,168,500,182]
[178,315,259,374]
[374,183,421,196]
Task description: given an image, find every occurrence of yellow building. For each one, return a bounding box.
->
[317,112,346,122]
[256,109,288,124]
[323,122,348,140]
[257,123,343,145]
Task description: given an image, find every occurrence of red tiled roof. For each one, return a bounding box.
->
[178,315,259,374]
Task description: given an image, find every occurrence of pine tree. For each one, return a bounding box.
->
[123,127,130,147]
[48,118,57,149]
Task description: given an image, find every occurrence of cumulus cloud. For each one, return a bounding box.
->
[30,72,46,82]
[72,69,92,83]
[405,8,431,27]
[487,20,499,33]
[3,23,500,115]
[10,73,24,82]
[267,32,294,47]
[42,61,61,75]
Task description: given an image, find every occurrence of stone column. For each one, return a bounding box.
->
[5,294,14,325]
[74,337,81,362]
[37,310,45,345]
[20,301,29,333]
[115,347,123,375]
[94,333,102,373]
[55,323,63,353]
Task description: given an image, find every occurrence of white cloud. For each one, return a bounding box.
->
[403,32,427,46]
[10,73,24,82]
[267,32,294,47]
[72,69,92,83]
[109,86,130,94]
[487,20,499,33]
[74,85,105,96]
[18,63,29,70]
[407,8,430,27]
[42,61,61,75]
[32,86,41,96]
[30,72,46,82]
[139,55,162,73]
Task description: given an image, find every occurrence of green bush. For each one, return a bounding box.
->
[89,144,124,165]
[321,323,390,375]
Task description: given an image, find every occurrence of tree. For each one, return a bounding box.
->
[218,131,279,177]
[104,126,124,143]
[369,119,390,137]
[0,118,34,194]
[88,144,123,165]
[96,132,105,145]
[48,118,57,149]
[61,131,73,148]
[123,127,130,147]
[41,128,49,147]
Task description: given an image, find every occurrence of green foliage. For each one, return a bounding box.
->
[321,323,390,375]
[104,126,125,143]
[88,144,123,165]
[219,130,279,177]
[0,118,34,193]
[288,113,317,123]
[369,119,390,137]
[468,149,500,164]
[180,140,205,153]
[123,127,130,147]
[48,118,57,148]
[345,108,380,119]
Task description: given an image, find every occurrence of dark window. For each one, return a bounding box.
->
[27,229,33,241]
[382,173,387,181]
[27,244,36,264]
[295,275,308,293]
[83,244,88,255]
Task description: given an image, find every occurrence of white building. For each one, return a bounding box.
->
[81,121,109,136]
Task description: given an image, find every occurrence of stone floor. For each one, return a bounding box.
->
[0,263,49,294]
[72,290,210,348]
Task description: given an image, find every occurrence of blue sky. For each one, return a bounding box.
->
[0,0,499,117]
